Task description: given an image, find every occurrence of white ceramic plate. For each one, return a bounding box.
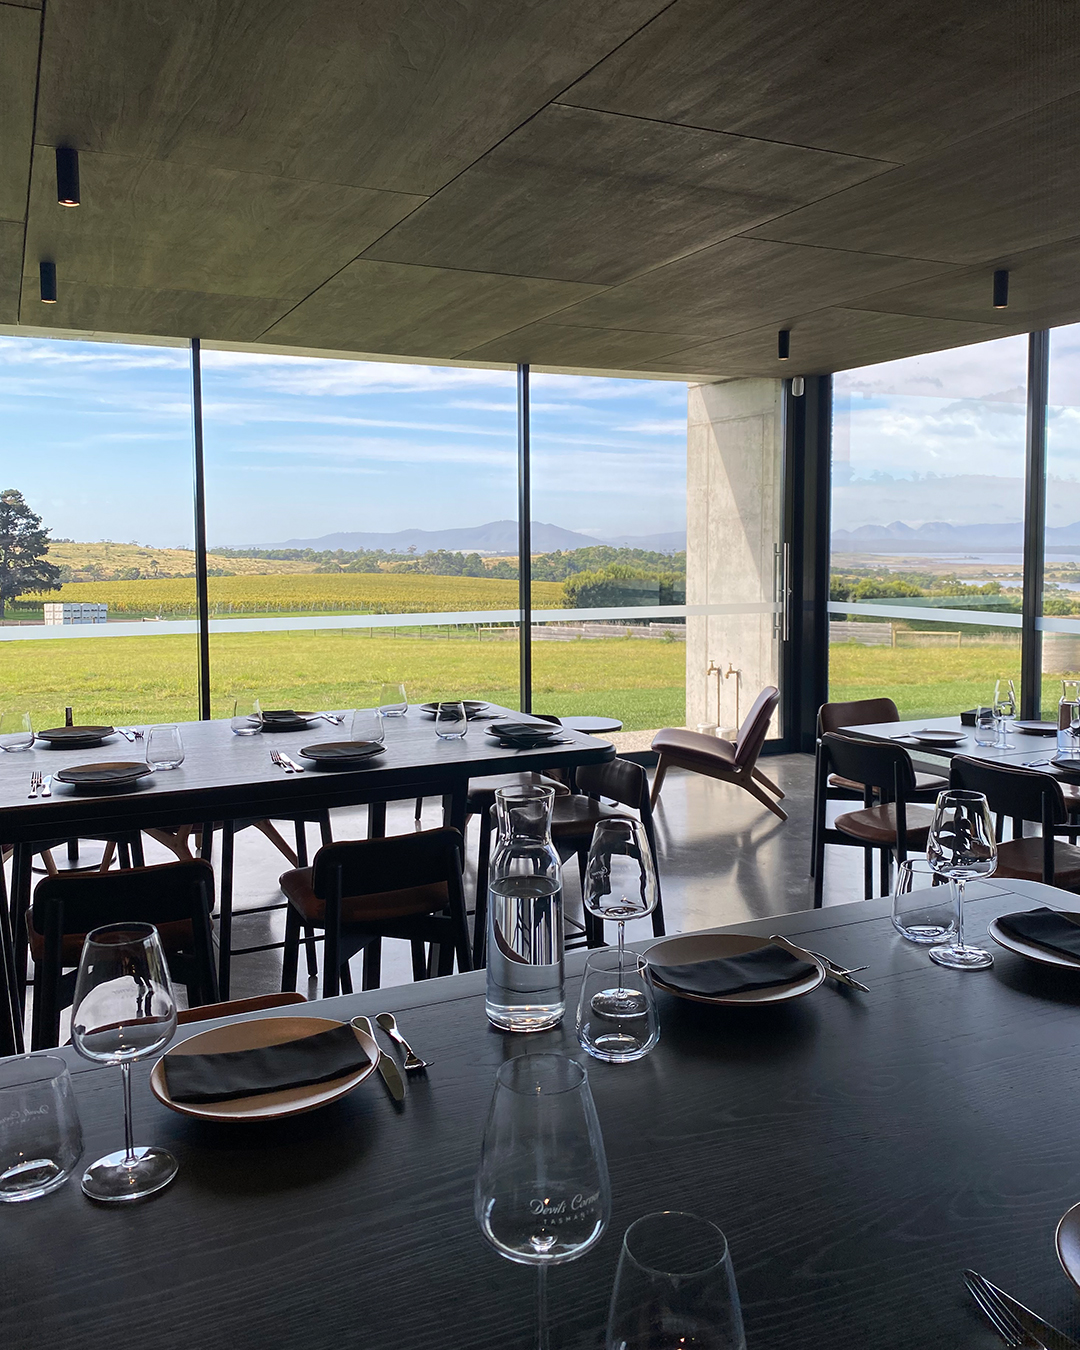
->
[1057,1202,1080,1293]
[910,729,967,747]
[987,916,1080,970]
[644,933,825,1006]
[150,1015,379,1122]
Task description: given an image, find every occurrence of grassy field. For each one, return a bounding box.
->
[45,542,319,580]
[22,572,565,616]
[2,630,687,730]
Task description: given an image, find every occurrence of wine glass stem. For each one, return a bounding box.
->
[617,920,626,987]
[953,877,966,951]
[536,1263,549,1350]
[120,1060,137,1166]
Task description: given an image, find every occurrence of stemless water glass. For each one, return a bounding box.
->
[583,818,658,1022]
[0,711,34,751]
[230,698,262,736]
[926,789,997,970]
[891,857,956,944]
[379,683,408,717]
[993,679,1016,749]
[476,1053,610,1350]
[146,724,184,770]
[577,949,659,1063]
[606,1212,746,1350]
[71,923,179,1201]
[0,1055,83,1202]
[350,706,385,744]
[434,701,468,740]
[973,706,996,748]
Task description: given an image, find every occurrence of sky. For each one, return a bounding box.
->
[833,323,1080,532]
[0,336,688,549]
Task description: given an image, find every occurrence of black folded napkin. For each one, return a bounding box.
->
[262,709,304,723]
[163,1023,370,1103]
[650,944,817,997]
[995,907,1080,960]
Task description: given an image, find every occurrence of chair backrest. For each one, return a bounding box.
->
[32,858,216,936]
[949,756,1068,827]
[735,686,780,769]
[575,758,649,814]
[818,697,900,736]
[819,732,917,799]
[310,827,464,901]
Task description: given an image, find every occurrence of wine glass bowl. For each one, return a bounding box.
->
[926,789,997,970]
[583,818,658,1021]
[476,1053,610,1349]
[71,923,179,1201]
[992,679,1016,749]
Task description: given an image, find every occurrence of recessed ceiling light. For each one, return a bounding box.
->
[993,269,1009,309]
[777,329,791,361]
[39,261,57,303]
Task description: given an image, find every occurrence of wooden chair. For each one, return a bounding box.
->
[650,686,785,820]
[28,859,219,1050]
[177,991,306,1025]
[812,698,949,876]
[948,757,1080,888]
[813,733,937,906]
[279,827,472,998]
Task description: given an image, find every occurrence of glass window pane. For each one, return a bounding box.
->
[201,351,518,717]
[0,335,197,726]
[831,337,1028,717]
[1043,322,1080,712]
[529,373,687,746]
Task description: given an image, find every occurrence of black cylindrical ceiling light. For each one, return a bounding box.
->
[55,146,80,206]
[39,260,57,303]
[777,328,791,360]
[993,268,1009,309]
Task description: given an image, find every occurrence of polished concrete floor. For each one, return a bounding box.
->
[138,750,866,1003]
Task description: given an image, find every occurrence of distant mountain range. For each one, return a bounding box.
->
[832,520,1080,552]
[269,521,686,554]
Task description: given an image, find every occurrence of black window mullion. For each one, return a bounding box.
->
[190,337,211,720]
[1021,330,1049,720]
[517,363,532,713]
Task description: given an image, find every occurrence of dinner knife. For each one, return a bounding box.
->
[351,1016,405,1103]
[40,775,52,798]
[280,753,305,773]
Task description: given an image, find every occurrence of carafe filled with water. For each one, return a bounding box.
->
[1059,681,1080,761]
[486,784,565,1032]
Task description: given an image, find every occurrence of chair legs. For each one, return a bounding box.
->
[743,778,788,822]
[650,757,669,807]
[752,767,785,799]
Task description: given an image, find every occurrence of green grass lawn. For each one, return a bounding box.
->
[827,640,1074,718]
[2,630,686,731]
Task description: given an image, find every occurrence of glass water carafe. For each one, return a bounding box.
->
[1059,681,1080,758]
[485,785,565,1033]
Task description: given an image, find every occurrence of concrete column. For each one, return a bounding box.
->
[686,379,784,737]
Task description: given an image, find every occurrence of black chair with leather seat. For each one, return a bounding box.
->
[813,733,937,906]
[279,827,472,998]
[948,756,1080,888]
[812,698,949,878]
[29,859,218,1050]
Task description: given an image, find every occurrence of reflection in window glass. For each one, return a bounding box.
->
[831,338,1027,716]
[0,335,197,724]
[529,374,687,739]
[201,352,518,716]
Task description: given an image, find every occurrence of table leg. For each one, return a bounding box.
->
[442,786,468,837]
[217,821,235,1000]
[10,844,33,1016]
[368,801,386,840]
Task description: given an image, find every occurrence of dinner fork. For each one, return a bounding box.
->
[963,1270,1051,1348]
[375,1012,430,1072]
[27,771,42,798]
[270,750,293,774]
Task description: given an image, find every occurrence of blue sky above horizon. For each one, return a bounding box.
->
[0,335,688,549]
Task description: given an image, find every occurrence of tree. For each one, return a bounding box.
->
[0,489,61,618]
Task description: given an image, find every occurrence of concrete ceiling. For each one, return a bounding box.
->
[3,0,1080,379]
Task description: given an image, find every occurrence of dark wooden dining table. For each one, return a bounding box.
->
[0,706,615,1054]
[6,878,1080,1350]
[840,714,1065,770]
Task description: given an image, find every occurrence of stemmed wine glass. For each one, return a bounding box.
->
[606,1211,746,1350]
[926,790,997,970]
[475,1053,611,1350]
[583,818,658,1019]
[70,923,179,1201]
[993,678,1016,749]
